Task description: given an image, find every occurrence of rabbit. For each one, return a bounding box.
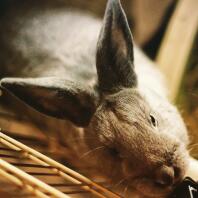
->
[0,0,190,197]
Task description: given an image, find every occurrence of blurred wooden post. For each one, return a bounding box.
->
[187,157,198,180]
[156,0,198,102]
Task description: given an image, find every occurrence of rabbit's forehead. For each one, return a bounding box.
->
[106,90,152,118]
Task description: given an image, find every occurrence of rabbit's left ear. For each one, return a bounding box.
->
[1,77,98,127]
[96,0,137,93]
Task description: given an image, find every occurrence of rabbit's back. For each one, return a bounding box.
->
[0,4,100,86]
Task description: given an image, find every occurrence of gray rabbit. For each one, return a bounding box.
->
[0,0,190,197]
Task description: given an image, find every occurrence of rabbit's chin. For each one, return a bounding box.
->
[131,177,173,198]
[109,177,172,198]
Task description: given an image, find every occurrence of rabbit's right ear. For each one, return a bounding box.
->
[96,0,137,93]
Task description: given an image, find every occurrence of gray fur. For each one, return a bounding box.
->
[0,0,189,197]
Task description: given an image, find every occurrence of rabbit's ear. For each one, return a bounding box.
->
[96,0,137,93]
[1,77,98,127]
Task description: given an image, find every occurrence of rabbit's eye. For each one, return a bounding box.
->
[150,114,158,127]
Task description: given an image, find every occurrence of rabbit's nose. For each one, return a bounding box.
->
[155,165,175,187]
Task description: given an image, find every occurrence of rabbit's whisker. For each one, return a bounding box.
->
[80,146,106,159]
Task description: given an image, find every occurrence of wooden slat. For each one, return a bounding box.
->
[0,159,69,198]
[156,0,198,101]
